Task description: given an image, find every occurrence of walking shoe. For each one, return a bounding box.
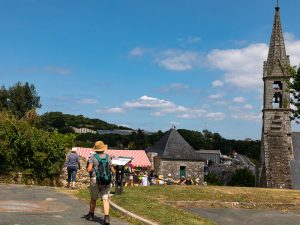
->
[104,215,110,225]
[85,212,94,221]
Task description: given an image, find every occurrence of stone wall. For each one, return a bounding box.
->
[154,157,204,183]
[259,110,294,188]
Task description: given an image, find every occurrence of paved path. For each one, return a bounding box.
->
[188,208,300,225]
[0,184,129,225]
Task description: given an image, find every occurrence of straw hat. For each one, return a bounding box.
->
[71,147,76,152]
[93,141,108,152]
[158,175,164,179]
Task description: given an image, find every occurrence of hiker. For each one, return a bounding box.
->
[65,148,80,189]
[157,175,165,185]
[85,141,115,225]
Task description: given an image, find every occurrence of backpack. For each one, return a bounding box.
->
[94,154,112,185]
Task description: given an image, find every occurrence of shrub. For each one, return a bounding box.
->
[0,112,76,182]
[229,168,255,187]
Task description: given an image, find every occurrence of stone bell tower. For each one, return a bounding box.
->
[257,5,294,188]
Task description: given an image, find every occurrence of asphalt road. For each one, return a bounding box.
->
[0,184,129,225]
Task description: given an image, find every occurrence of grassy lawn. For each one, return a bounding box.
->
[75,185,300,225]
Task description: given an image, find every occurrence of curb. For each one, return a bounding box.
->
[110,201,159,225]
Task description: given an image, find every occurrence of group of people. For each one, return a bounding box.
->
[122,170,201,186]
[65,140,202,224]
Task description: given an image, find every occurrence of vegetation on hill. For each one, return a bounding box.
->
[39,111,131,133]
[39,113,261,161]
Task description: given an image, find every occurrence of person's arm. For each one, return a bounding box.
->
[87,162,93,173]
[76,155,81,169]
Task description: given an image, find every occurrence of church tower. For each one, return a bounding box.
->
[257,5,294,188]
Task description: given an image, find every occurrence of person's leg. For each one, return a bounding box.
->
[103,198,110,215]
[71,168,77,188]
[101,185,111,225]
[67,167,71,187]
[89,199,97,213]
[85,177,99,221]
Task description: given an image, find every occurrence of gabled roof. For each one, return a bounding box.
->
[148,128,203,160]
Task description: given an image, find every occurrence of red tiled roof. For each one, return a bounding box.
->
[73,147,151,168]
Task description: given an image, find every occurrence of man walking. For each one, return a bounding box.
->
[85,141,115,225]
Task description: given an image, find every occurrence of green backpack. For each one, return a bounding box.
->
[94,154,112,185]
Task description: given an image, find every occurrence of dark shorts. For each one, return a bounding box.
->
[67,166,77,182]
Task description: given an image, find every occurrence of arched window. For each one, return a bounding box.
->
[272,81,282,108]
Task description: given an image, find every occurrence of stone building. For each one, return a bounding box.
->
[257,5,294,188]
[147,128,205,182]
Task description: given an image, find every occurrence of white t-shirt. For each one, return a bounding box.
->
[141,175,149,186]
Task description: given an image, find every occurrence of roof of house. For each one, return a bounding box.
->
[197,149,221,155]
[73,147,151,167]
[147,128,203,160]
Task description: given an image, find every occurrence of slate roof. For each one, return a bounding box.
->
[148,128,204,161]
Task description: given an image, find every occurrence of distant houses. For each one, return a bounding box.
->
[71,127,153,135]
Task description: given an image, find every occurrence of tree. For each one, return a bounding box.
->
[0,82,41,118]
[287,65,300,122]
[230,168,255,187]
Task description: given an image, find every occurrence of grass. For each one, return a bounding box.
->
[74,185,300,225]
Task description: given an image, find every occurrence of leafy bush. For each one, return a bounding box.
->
[0,112,76,182]
[229,168,255,187]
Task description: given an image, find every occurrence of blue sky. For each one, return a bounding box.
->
[1,0,300,140]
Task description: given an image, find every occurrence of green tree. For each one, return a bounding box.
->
[0,82,41,118]
[287,65,300,122]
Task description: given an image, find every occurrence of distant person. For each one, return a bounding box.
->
[140,171,149,186]
[157,175,165,185]
[85,141,115,225]
[65,148,80,189]
[165,173,176,185]
[185,175,194,185]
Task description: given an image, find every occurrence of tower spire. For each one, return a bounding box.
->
[264,4,288,78]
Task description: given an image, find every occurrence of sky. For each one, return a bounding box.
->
[1,0,300,140]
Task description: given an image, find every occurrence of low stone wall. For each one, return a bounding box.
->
[0,157,91,188]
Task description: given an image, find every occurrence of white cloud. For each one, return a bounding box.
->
[233,96,246,103]
[128,47,150,57]
[96,107,125,114]
[124,95,176,109]
[232,112,262,122]
[209,93,224,99]
[212,80,224,88]
[155,49,205,71]
[176,111,225,120]
[207,34,300,90]
[244,104,253,109]
[77,98,98,105]
[285,33,300,66]
[206,112,226,120]
[208,43,268,89]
